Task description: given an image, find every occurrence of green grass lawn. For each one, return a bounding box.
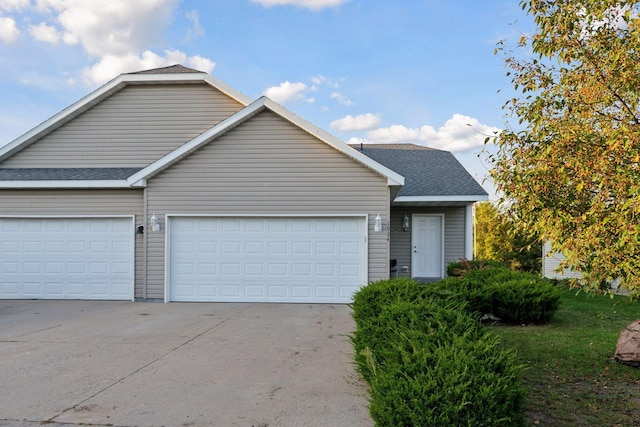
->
[492,287,640,426]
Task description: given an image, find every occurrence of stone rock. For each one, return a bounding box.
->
[614,320,640,368]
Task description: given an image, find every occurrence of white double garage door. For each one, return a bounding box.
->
[0,216,367,303]
[168,216,367,303]
[0,217,135,300]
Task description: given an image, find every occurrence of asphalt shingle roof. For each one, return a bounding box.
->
[353,144,488,197]
[0,168,142,180]
[129,64,205,74]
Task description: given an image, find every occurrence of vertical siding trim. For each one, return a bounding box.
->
[365,213,371,284]
[465,204,473,259]
[142,187,148,300]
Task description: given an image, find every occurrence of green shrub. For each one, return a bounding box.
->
[488,277,562,324]
[351,278,431,327]
[350,288,525,426]
[446,258,506,278]
[432,267,562,324]
[353,299,477,381]
[368,332,524,427]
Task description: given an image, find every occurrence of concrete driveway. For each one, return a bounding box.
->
[0,300,372,427]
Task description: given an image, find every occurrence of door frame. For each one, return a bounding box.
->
[411,213,445,278]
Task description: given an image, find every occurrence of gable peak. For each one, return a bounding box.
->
[127,64,206,75]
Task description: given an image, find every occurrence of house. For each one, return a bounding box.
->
[542,241,582,280]
[0,65,488,303]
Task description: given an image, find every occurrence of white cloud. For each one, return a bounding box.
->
[366,114,500,152]
[186,55,215,73]
[0,0,29,11]
[83,50,216,85]
[0,15,18,42]
[251,0,348,11]
[331,113,380,131]
[47,0,180,56]
[15,0,216,85]
[330,91,353,106]
[311,74,339,88]
[185,9,204,41]
[347,137,372,145]
[264,81,308,104]
[29,21,60,43]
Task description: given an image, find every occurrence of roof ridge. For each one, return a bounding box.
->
[128,64,205,75]
[349,143,441,151]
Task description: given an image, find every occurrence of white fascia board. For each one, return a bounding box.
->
[128,99,267,185]
[394,195,489,203]
[260,98,405,187]
[204,75,253,106]
[0,180,131,189]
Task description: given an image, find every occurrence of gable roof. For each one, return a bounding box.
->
[352,144,488,204]
[0,66,252,164]
[0,65,404,189]
[127,97,405,187]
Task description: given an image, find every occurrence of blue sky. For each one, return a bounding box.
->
[0,0,535,198]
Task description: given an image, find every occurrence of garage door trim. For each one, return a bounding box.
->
[164,214,369,303]
[0,215,136,301]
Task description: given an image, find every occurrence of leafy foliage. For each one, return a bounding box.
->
[475,202,542,273]
[351,280,525,426]
[491,0,640,297]
[446,257,506,278]
[436,265,563,324]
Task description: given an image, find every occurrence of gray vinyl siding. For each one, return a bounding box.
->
[0,189,144,297]
[1,84,244,168]
[542,241,582,280]
[145,110,390,299]
[390,206,466,278]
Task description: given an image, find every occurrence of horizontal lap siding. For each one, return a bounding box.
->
[542,241,582,279]
[2,84,244,168]
[0,189,145,297]
[390,206,466,278]
[145,111,390,299]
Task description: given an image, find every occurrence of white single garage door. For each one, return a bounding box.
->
[168,216,367,303]
[0,217,134,300]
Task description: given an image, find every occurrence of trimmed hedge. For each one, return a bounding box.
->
[427,267,561,324]
[352,285,524,426]
[446,266,562,324]
[446,258,506,278]
[368,331,524,427]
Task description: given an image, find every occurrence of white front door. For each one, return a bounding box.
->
[411,214,443,278]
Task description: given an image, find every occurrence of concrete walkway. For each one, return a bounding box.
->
[0,300,372,427]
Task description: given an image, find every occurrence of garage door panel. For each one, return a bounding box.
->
[0,218,134,300]
[169,216,366,303]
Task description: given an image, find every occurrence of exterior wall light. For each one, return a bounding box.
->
[150,214,161,232]
[403,214,410,232]
[374,213,382,232]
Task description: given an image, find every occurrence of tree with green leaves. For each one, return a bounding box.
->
[475,201,542,273]
[492,0,640,296]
